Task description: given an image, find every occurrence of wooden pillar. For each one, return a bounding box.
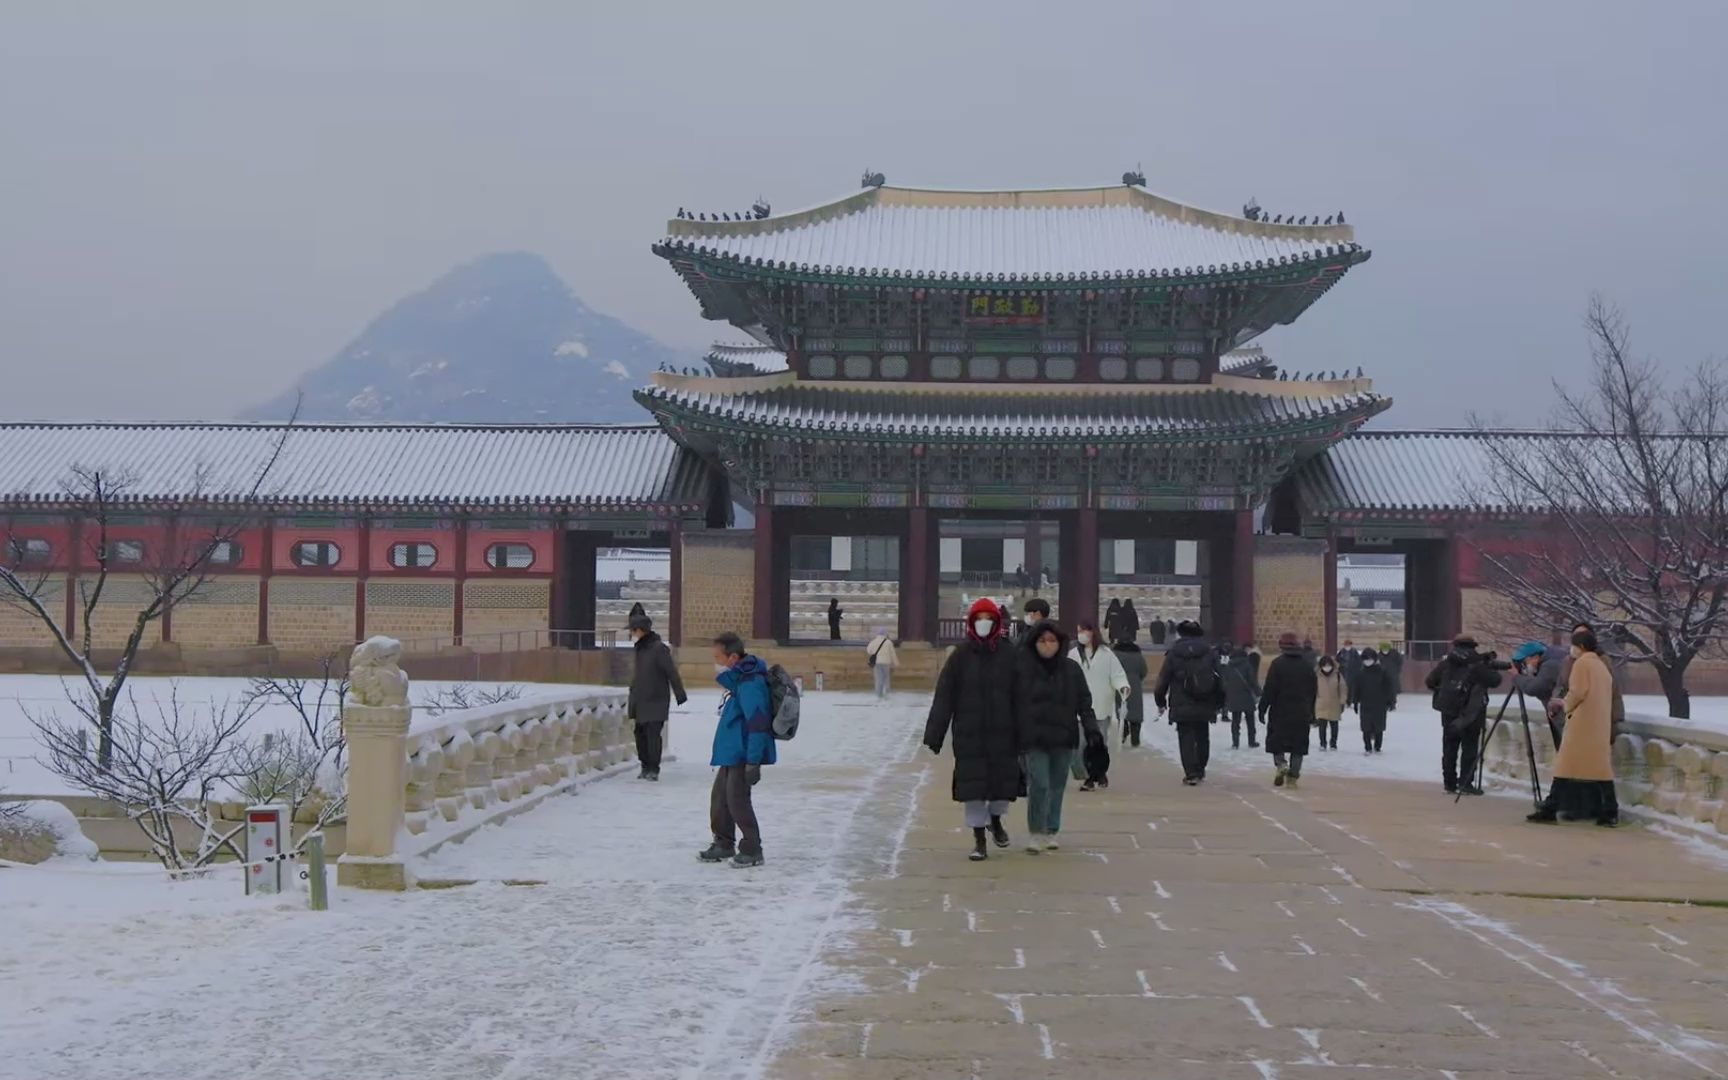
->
[667,518,683,647]
[1022,518,1041,585]
[257,518,274,646]
[160,512,179,644]
[355,515,371,641]
[1075,507,1099,631]
[569,531,599,648]
[902,506,929,642]
[548,517,568,645]
[1323,524,1338,655]
[1233,508,1255,647]
[1443,529,1464,637]
[752,497,775,643]
[452,515,468,646]
[65,515,81,634]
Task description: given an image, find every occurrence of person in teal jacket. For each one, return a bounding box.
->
[699,631,775,868]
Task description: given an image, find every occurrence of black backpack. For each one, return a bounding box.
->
[766,663,801,740]
[1179,654,1220,702]
[1435,665,1473,717]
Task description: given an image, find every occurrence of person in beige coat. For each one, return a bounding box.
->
[1528,628,1619,827]
[1313,654,1348,751]
[866,628,899,699]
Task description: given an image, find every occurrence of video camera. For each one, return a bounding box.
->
[1470,649,1514,673]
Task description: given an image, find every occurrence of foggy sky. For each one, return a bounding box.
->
[3,1,1724,427]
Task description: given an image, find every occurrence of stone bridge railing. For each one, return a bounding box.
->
[1483,707,1728,838]
[338,666,631,889]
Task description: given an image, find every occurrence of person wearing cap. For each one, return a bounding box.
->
[1424,634,1504,795]
[627,614,687,781]
[1511,640,1562,745]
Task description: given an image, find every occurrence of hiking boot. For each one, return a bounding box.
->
[1098,778,1110,790]
[1182,775,1199,787]
[697,843,735,863]
[1458,784,1484,796]
[1079,780,1097,792]
[1443,783,1458,794]
[1596,817,1619,828]
[989,815,1011,849]
[969,827,988,862]
[1274,766,1286,788]
[730,850,765,869]
[646,771,660,782]
[1526,807,1558,823]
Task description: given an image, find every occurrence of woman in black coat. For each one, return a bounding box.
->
[1111,638,1148,747]
[925,597,1022,861]
[1350,652,1397,754]
[1258,632,1318,789]
[827,597,844,640]
[1120,600,1142,644]
[1017,620,1101,852]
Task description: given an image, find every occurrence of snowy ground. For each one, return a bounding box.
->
[0,674,559,796]
[0,689,926,1080]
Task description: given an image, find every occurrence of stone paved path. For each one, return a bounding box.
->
[764,743,1728,1079]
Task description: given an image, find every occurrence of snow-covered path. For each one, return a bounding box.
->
[0,690,924,1080]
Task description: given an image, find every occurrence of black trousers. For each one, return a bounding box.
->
[1123,719,1143,747]
[1363,728,1384,752]
[634,720,664,774]
[710,765,762,855]
[1176,721,1211,779]
[1442,717,1483,789]
[1324,720,1340,748]
[1229,710,1257,747]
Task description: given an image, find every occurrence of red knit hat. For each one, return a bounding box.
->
[966,597,1003,649]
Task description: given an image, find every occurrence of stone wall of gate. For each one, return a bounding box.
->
[1252,536,1326,651]
[681,529,755,646]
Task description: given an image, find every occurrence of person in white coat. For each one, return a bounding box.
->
[1070,618,1131,790]
[865,628,898,699]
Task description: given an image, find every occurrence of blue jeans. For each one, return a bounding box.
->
[1025,748,1075,836]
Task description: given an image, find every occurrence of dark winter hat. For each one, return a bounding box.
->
[1277,631,1300,649]
[1176,619,1204,638]
[1452,633,1478,649]
[628,614,653,633]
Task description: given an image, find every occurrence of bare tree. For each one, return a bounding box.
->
[0,407,297,767]
[418,683,525,715]
[237,654,349,846]
[29,684,261,871]
[1472,297,1728,718]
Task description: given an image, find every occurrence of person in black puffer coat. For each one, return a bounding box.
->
[1259,632,1318,789]
[1111,636,1148,748]
[1016,619,1100,852]
[1153,620,1227,786]
[925,597,1023,862]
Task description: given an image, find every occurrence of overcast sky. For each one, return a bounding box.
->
[2,1,1724,426]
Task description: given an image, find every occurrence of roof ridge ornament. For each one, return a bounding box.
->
[861,169,886,189]
[1122,166,1147,187]
[1243,198,1262,222]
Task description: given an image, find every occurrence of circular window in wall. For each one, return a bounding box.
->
[879,354,909,379]
[1099,357,1128,381]
[931,355,962,379]
[1006,356,1037,380]
[807,354,838,378]
[1044,357,1076,381]
[1171,358,1202,382]
[1134,357,1166,381]
[969,355,1001,380]
[843,355,873,378]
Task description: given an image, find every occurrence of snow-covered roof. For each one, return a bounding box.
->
[659,184,1363,283]
[0,422,710,511]
[705,342,789,376]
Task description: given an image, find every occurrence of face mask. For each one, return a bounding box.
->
[1078,631,1092,646]
[1025,613,1038,626]
[1364,659,1377,667]
[714,662,729,674]
[974,617,995,637]
[1570,646,1582,659]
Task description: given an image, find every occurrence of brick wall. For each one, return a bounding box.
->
[366,579,455,650]
[270,578,356,654]
[171,577,261,648]
[1253,536,1326,650]
[682,530,754,646]
[1461,587,1527,653]
[0,575,68,647]
[77,575,163,651]
[462,579,549,650]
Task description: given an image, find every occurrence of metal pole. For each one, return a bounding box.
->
[306,833,329,911]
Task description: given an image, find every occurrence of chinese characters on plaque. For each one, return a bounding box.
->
[964,294,1044,325]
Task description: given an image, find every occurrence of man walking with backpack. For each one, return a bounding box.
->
[1424,634,1505,796]
[700,632,776,868]
[1153,620,1227,785]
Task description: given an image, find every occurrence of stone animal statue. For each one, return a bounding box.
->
[349,636,410,707]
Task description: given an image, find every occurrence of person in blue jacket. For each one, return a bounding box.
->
[698,631,776,868]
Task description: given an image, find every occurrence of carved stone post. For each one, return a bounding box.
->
[336,637,413,889]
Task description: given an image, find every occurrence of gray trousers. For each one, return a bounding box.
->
[963,799,1011,828]
[1274,752,1305,778]
[710,766,762,855]
[872,664,892,698]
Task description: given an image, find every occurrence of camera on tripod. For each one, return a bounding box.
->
[1472,650,1514,673]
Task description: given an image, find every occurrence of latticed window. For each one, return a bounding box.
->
[485,543,534,570]
[207,540,242,566]
[104,540,145,564]
[290,540,341,567]
[5,537,50,564]
[387,542,438,569]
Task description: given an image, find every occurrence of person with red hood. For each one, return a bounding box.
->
[925,597,1025,862]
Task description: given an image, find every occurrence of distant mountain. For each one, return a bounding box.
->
[244,253,685,424]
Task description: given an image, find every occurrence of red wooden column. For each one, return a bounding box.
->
[160,512,179,644]
[902,505,929,642]
[1232,508,1255,648]
[65,516,82,633]
[752,497,774,642]
[1323,524,1339,654]
[1443,528,1464,637]
[667,517,683,647]
[355,515,371,641]
[257,518,274,646]
[452,514,469,646]
[1074,506,1099,631]
[548,516,567,645]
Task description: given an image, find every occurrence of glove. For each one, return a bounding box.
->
[745,764,761,786]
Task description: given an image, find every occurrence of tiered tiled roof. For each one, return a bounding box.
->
[1292,431,1503,515]
[0,422,710,511]
[704,342,789,377]
[638,372,1388,445]
[657,183,1366,286]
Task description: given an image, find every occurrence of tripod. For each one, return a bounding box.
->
[1459,682,1556,808]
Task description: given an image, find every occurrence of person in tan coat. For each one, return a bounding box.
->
[1528,628,1619,827]
[1313,655,1348,750]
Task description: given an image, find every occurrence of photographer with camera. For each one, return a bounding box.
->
[1511,641,1562,746]
[1424,634,1507,795]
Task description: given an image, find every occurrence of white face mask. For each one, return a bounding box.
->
[1025,613,1039,626]
[714,662,729,674]
[974,617,995,637]
[1078,631,1092,646]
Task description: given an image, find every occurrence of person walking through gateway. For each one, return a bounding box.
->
[827,597,844,641]
[866,627,898,699]
[1259,632,1317,789]
[1104,599,1123,644]
[1222,645,1261,749]
[1071,618,1131,790]
[1425,634,1504,796]
[1018,619,1101,852]
[1111,632,1148,748]
[627,614,687,781]
[925,597,1022,862]
[699,632,774,868]
[1350,650,1396,754]
[1314,654,1347,751]
[1119,599,1142,644]
[1153,619,1227,786]
[1527,627,1620,827]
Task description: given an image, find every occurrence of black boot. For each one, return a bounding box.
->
[698,842,735,863]
[1526,806,1558,823]
[989,815,1011,848]
[969,827,989,861]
